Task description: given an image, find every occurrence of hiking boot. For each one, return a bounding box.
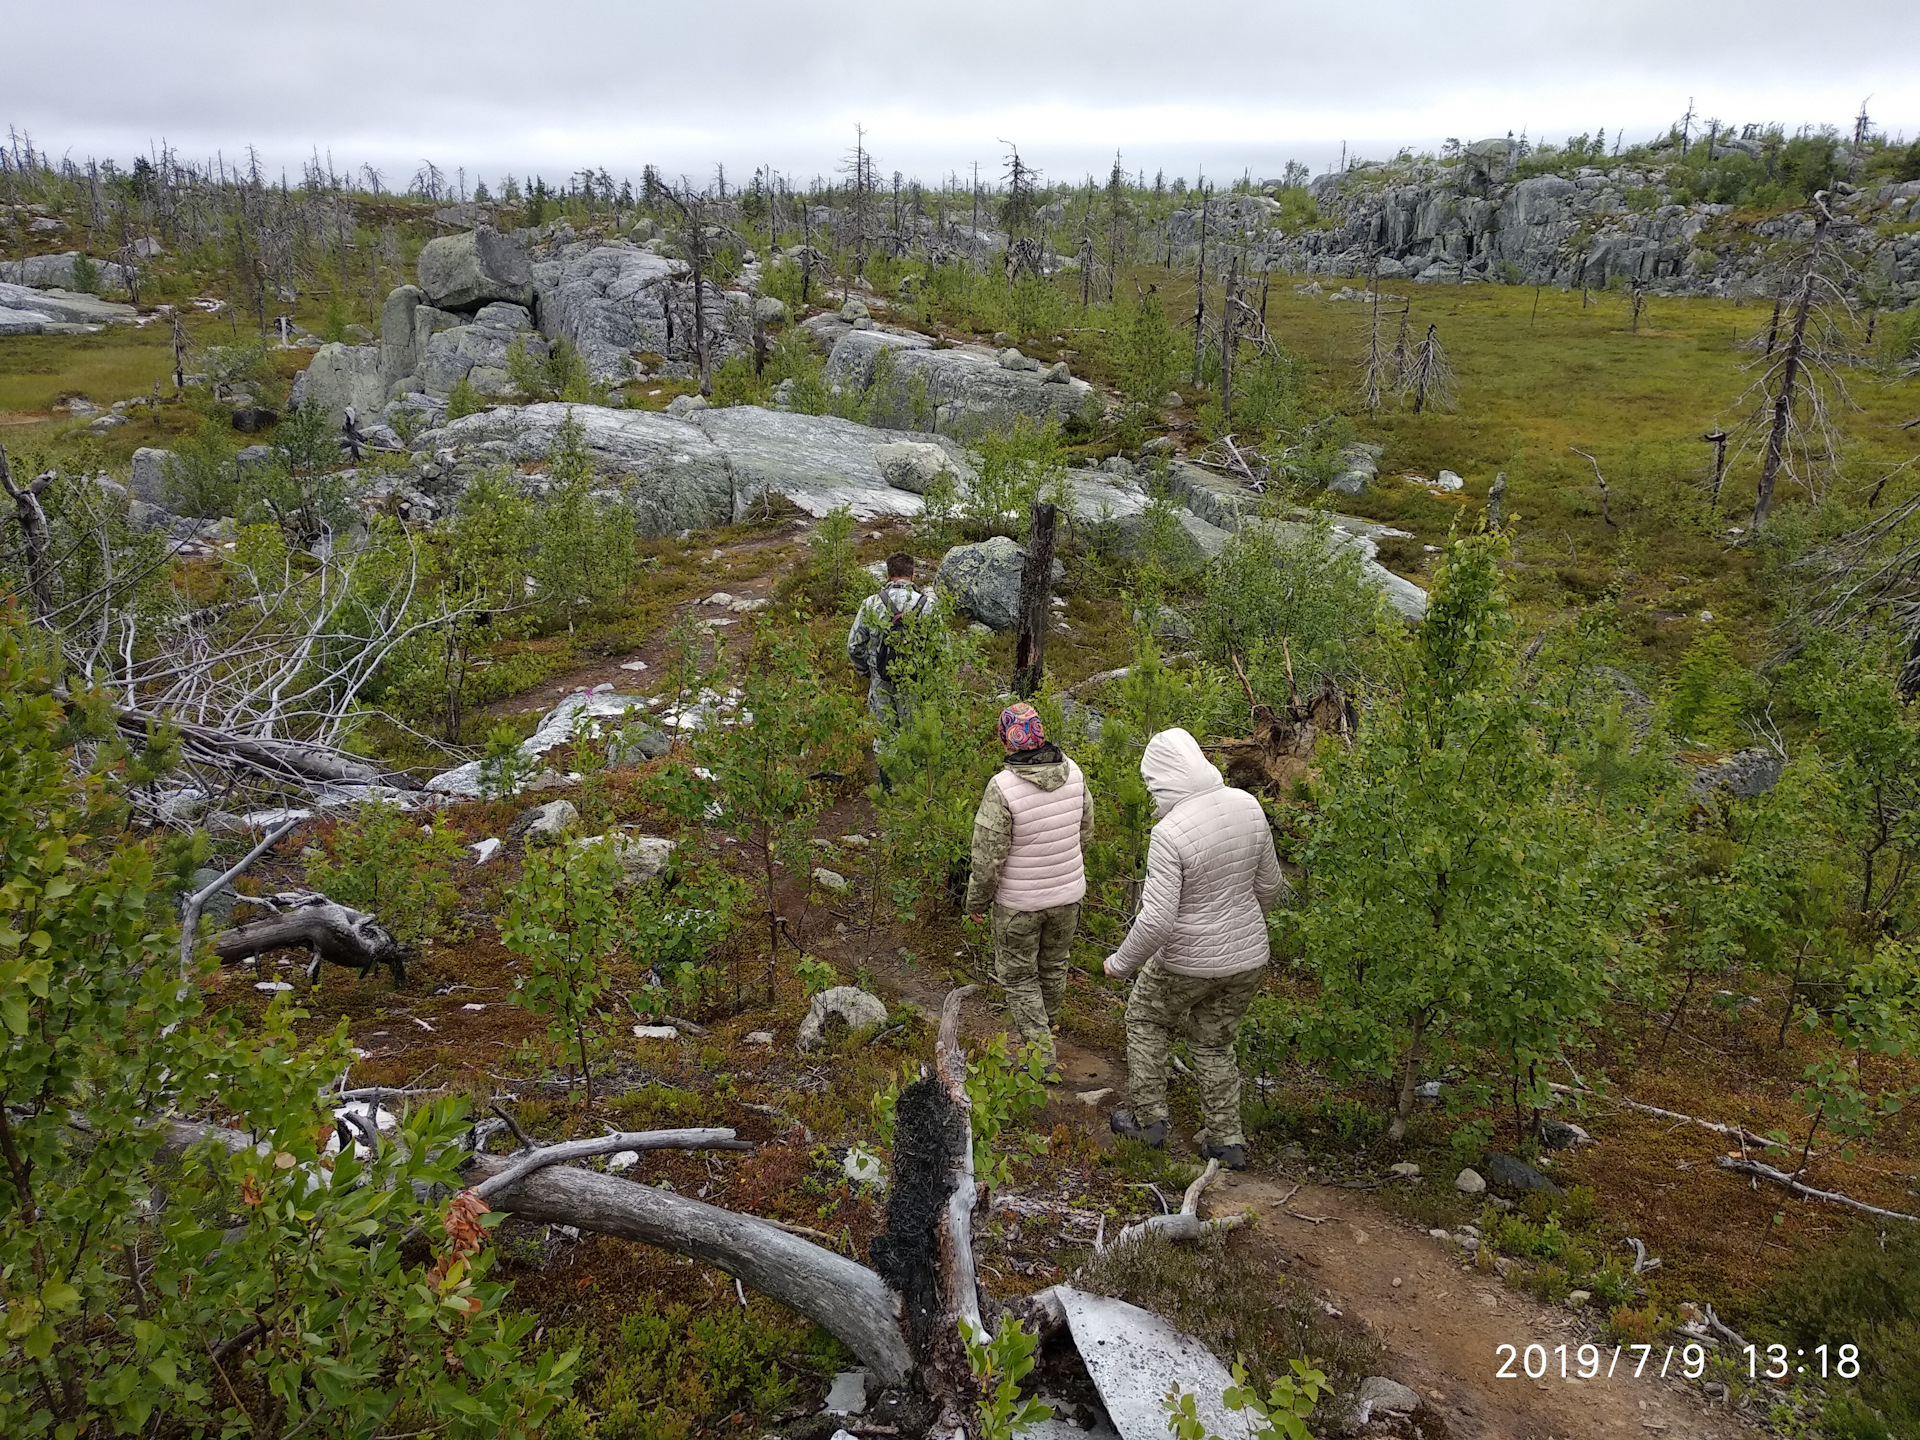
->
[1200,1141,1247,1170]
[1109,1110,1167,1147]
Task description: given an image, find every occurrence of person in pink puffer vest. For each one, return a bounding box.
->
[964,703,1092,1078]
[1103,727,1285,1168]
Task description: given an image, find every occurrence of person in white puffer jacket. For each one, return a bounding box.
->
[1103,726,1285,1167]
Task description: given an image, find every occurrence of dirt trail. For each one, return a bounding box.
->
[874,964,1752,1440]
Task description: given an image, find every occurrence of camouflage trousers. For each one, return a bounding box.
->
[1123,959,1264,1148]
[993,901,1080,1069]
[866,673,909,754]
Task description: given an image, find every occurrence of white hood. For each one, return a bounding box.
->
[1140,727,1224,819]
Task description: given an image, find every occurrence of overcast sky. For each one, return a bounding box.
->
[7,0,1918,192]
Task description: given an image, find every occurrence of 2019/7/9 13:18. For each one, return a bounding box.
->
[1493,1343,1861,1381]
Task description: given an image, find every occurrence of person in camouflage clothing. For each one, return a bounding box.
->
[963,703,1092,1076]
[846,552,933,735]
[1103,728,1285,1168]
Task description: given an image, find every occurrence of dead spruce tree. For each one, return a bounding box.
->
[1738,195,1855,529]
[1402,321,1458,414]
[645,170,717,396]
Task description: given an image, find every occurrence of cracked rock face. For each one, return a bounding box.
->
[531,240,745,382]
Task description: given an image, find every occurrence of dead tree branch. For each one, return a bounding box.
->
[1716,1155,1920,1223]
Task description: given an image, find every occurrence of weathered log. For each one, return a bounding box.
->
[109,702,420,795]
[1107,1160,1253,1250]
[1012,500,1057,699]
[469,1153,915,1383]
[932,984,983,1336]
[211,894,405,987]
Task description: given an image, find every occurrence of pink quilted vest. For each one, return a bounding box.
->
[992,760,1087,912]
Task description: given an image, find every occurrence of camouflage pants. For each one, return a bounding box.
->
[1124,959,1264,1147]
[866,673,908,750]
[993,901,1079,1069]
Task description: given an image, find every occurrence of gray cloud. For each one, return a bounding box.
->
[7,0,1916,187]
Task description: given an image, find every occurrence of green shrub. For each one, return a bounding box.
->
[303,801,467,945]
[1666,629,1760,749]
[69,253,101,294]
[160,417,240,517]
[446,373,487,419]
[1769,1221,1920,1433]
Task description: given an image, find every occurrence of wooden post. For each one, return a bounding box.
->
[1702,429,1729,507]
[1012,499,1058,699]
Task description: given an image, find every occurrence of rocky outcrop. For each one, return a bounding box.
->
[406,401,979,530]
[1164,460,1428,620]
[823,328,1099,436]
[289,343,386,425]
[530,239,744,382]
[0,252,136,293]
[0,280,138,331]
[417,226,534,310]
[1262,157,1920,300]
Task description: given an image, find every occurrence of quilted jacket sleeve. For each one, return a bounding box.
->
[1107,823,1182,978]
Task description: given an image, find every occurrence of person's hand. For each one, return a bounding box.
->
[968,913,987,926]
[1103,955,1127,978]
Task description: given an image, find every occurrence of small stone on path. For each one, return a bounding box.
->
[1389,1161,1421,1178]
[812,867,848,893]
[1455,1167,1486,1194]
[743,1030,774,1046]
[606,1150,641,1172]
[1077,1087,1113,1106]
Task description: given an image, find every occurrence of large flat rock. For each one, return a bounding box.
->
[689,406,967,520]
[824,328,1097,436]
[531,240,742,382]
[0,281,137,328]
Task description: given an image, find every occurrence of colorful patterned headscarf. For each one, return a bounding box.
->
[998,703,1046,752]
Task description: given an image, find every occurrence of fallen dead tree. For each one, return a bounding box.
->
[211,893,405,986]
[469,985,988,1406]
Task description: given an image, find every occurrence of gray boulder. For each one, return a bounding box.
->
[1328,443,1382,497]
[1355,1378,1420,1417]
[998,347,1041,371]
[693,405,967,520]
[428,687,654,798]
[754,295,788,324]
[379,285,425,390]
[418,314,546,398]
[937,536,1063,632]
[873,440,974,495]
[290,343,387,426]
[797,986,890,1050]
[417,226,534,311]
[413,402,735,534]
[130,447,173,506]
[187,866,239,929]
[1481,1151,1564,1199]
[824,329,1097,437]
[1689,747,1784,800]
[575,832,676,888]
[507,799,578,843]
[606,724,671,767]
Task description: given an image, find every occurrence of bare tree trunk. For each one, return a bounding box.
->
[1219,253,1238,426]
[1389,1013,1426,1142]
[1191,188,1209,386]
[0,448,54,621]
[1751,267,1815,530]
[1012,500,1058,699]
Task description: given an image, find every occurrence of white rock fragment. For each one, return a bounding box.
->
[1455,1167,1486,1195]
[632,1025,679,1040]
[606,1150,641,1172]
[254,981,294,992]
[843,1147,887,1189]
[471,837,504,865]
[744,1031,775,1046]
